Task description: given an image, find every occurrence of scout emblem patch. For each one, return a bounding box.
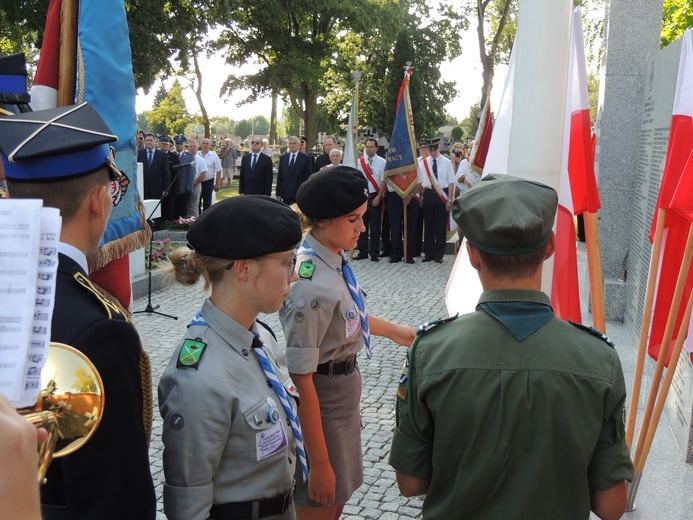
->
[176,338,207,368]
[397,355,410,400]
[298,261,315,280]
[295,297,306,309]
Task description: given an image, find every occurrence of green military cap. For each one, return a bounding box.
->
[452,174,557,255]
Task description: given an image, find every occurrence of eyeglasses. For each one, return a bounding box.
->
[265,253,298,272]
[453,151,464,157]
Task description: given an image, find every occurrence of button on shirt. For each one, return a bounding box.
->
[199,150,221,182]
[424,155,454,190]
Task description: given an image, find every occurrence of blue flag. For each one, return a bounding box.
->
[385,66,418,196]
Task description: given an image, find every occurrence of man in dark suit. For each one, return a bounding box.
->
[239,134,274,196]
[276,135,313,205]
[159,136,179,221]
[313,134,337,172]
[0,103,156,520]
[138,132,170,201]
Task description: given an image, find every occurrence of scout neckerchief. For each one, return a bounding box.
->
[252,333,308,483]
[187,312,308,483]
[298,239,372,359]
[359,156,381,192]
[422,157,448,204]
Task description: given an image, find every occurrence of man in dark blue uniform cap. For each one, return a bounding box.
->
[390,174,633,520]
[0,103,157,520]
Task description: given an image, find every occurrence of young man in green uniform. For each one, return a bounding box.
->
[389,174,633,520]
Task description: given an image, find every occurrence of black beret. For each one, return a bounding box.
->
[296,166,368,219]
[187,195,302,259]
[453,174,558,255]
[0,103,118,182]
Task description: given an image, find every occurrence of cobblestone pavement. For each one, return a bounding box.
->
[133,246,693,520]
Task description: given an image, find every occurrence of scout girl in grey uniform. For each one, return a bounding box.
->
[280,167,415,520]
[159,196,308,520]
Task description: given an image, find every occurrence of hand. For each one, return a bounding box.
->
[403,195,412,206]
[373,194,381,207]
[308,462,337,506]
[446,201,452,212]
[214,181,221,192]
[391,324,417,348]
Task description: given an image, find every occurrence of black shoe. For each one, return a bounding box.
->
[355,254,368,260]
[380,251,390,257]
[435,259,443,264]
[388,257,401,263]
[422,258,433,263]
[370,256,380,262]
[406,258,415,264]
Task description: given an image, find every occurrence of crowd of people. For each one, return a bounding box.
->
[0,90,634,518]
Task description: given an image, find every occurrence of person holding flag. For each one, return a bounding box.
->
[159,195,306,520]
[280,167,415,519]
[355,138,386,261]
[390,175,632,520]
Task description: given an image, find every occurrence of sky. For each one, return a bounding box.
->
[135,20,508,129]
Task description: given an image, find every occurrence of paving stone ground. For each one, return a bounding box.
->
[132,246,693,519]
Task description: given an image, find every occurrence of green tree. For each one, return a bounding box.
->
[210,116,235,137]
[281,107,301,138]
[661,0,693,47]
[72,367,98,394]
[146,80,192,136]
[451,125,464,142]
[460,101,482,139]
[235,119,253,139]
[137,112,149,133]
[253,115,270,136]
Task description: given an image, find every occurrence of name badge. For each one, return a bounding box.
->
[256,422,288,461]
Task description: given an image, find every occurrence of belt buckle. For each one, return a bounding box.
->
[345,356,355,374]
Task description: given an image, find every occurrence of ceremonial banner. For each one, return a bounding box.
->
[342,87,359,168]
[484,41,515,176]
[29,0,60,111]
[469,97,494,174]
[649,29,693,364]
[385,65,418,196]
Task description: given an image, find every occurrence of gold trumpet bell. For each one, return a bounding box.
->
[20,343,105,483]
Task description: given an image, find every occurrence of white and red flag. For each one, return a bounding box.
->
[648,29,693,365]
[30,0,60,111]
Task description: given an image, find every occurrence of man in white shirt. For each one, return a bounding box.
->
[198,138,222,213]
[356,138,387,261]
[421,138,454,263]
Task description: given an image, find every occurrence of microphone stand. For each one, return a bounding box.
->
[133,163,189,320]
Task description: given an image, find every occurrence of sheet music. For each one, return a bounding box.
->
[0,199,61,407]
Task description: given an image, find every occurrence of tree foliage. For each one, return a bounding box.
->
[145,80,192,136]
[661,0,693,48]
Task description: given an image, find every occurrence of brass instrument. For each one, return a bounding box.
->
[20,342,104,482]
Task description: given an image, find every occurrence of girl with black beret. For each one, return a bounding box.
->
[280,167,415,519]
[159,195,307,520]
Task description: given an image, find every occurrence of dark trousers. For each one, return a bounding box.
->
[387,194,419,261]
[423,189,448,261]
[414,196,424,256]
[381,203,391,255]
[161,192,175,222]
[174,193,191,220]
[200,179,215,213]
[357,193,383,258]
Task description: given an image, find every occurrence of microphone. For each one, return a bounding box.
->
[171,163,192,170]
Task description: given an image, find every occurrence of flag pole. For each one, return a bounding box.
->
[403,63,411,264]
[584,212,606,331]
[350,70,361,260]
[57,0,78,106]
[631,221,693,471]
[626,209,666,448]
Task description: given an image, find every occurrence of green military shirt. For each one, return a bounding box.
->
[389,289,634,519]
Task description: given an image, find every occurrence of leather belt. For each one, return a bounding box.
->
[316,354,358,376]
[209,487,294,519]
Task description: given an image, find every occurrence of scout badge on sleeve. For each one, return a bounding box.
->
[298,260,315,280]
[176,338,207,368]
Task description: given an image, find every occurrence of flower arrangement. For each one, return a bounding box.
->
[146,238,175,266]
[166,216,197,231]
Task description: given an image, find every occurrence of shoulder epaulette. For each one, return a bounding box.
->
[73,272,125,321]
[416,314,459,336]
[568,320,615,348]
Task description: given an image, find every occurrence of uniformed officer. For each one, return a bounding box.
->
[420,138,454,263]
[389,174,634,519]
[173,134,196,219]
[159,195,307,520]
[0,103,157,519]
[279,166,415,519]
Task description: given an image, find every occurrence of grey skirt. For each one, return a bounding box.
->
[294,366,363,506]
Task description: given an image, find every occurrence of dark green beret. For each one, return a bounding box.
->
[187,195,302,259]
[453,174,558,255]
[296,166,368,219]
